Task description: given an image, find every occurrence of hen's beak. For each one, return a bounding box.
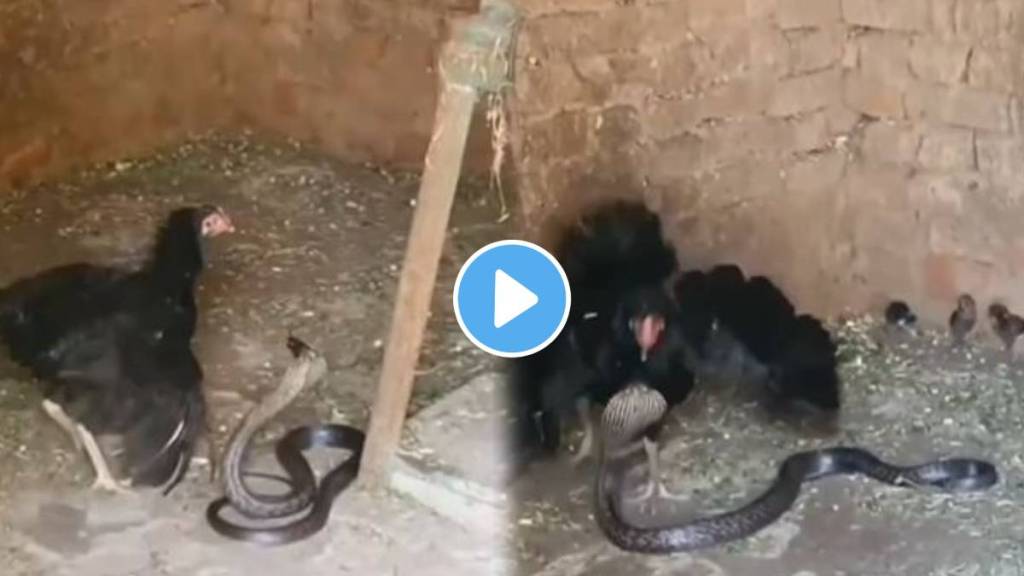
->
[635,315,664,363]
[216,208,236,234]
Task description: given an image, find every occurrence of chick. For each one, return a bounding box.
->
[885,300,917,328]
[988,303,1024,360]
[949,294,977,346]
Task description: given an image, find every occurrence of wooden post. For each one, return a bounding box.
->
[359,0,521,488]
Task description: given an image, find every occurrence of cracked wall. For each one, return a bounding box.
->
[510,0,1024,321]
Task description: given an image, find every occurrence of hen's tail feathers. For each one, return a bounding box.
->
[126,389,204,495]
[507,342,571,456]
[683,263,841,412]
[772,315,841,411]
[0,279,31,351]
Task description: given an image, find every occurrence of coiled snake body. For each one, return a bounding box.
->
[206,337,365,545]
[595,382,999,554]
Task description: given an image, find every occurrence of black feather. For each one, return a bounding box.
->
[676,264,840,413]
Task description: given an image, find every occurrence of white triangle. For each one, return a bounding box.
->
[494,269,539,328]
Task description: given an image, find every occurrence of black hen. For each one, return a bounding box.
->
[0,205,234,493]
[508,201,694,465]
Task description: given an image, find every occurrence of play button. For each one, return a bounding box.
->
[493,269,538,328]
[453,240,571,358]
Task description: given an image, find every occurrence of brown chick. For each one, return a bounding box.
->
[949,294,976,345]
[988,303,1024,358]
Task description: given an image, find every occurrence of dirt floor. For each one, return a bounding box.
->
[0,134,510,575]
[511,319,1024,576]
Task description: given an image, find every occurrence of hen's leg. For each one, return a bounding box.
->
[190,417,217,484]
[76,424,131,493]
[570,398,595,465]
[626,437,685,510]
[40,399,83,452]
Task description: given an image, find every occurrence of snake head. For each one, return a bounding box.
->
[286,334,316,358]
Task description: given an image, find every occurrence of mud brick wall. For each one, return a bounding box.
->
[510,0,1024,322]
[0,0,489,191]
[0,1,233,189]
[222,0,491,170]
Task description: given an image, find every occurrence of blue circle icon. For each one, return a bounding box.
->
[453,240,571,358]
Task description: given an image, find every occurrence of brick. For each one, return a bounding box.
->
[954,0,1017,44]
[689,158,785,213]
[842,0,929,31]
[930,0,957,37]
[784,149,846,193]
[825,102,861,135]
[647,3,710,47]
[905,82,1011,132]
[514,0,622,16]
[573,53,658,89]
[862,121,920,165]
[768,68,837,117]
[652,43,709,94]
[908,172,985,214]
[521,109,591,160]
[855,33,911,86]
[643,78,753,139]
[697,78,754,119]
[790,110,830,152]
[647,132,702,180]
[697,118,778,166]
[677,117,794,168]
[749,27,789,76]
[746,0,779,20]
[908,37,969,84]
[842,164,914,243]
[842,71,905,119]
[916,126,975,171]
[975,135,1024,185]
[777,0,841,29]
[594,105,641,160]
[851,248,917,303]
[922,252,960,300]
[644,100,698,142]
[927,223,998,264]
[570,45,708,97]
[524,2,690,55]
[787,28,842,74]
[517,59,608,113]
[689,0,747,32]
[841,41,858,69]
[262,0,314,24]
[689,27,751,85]
[968,47,1015,93]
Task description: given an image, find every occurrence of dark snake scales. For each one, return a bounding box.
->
[595,382,1000,554]
[206,337,365,546]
